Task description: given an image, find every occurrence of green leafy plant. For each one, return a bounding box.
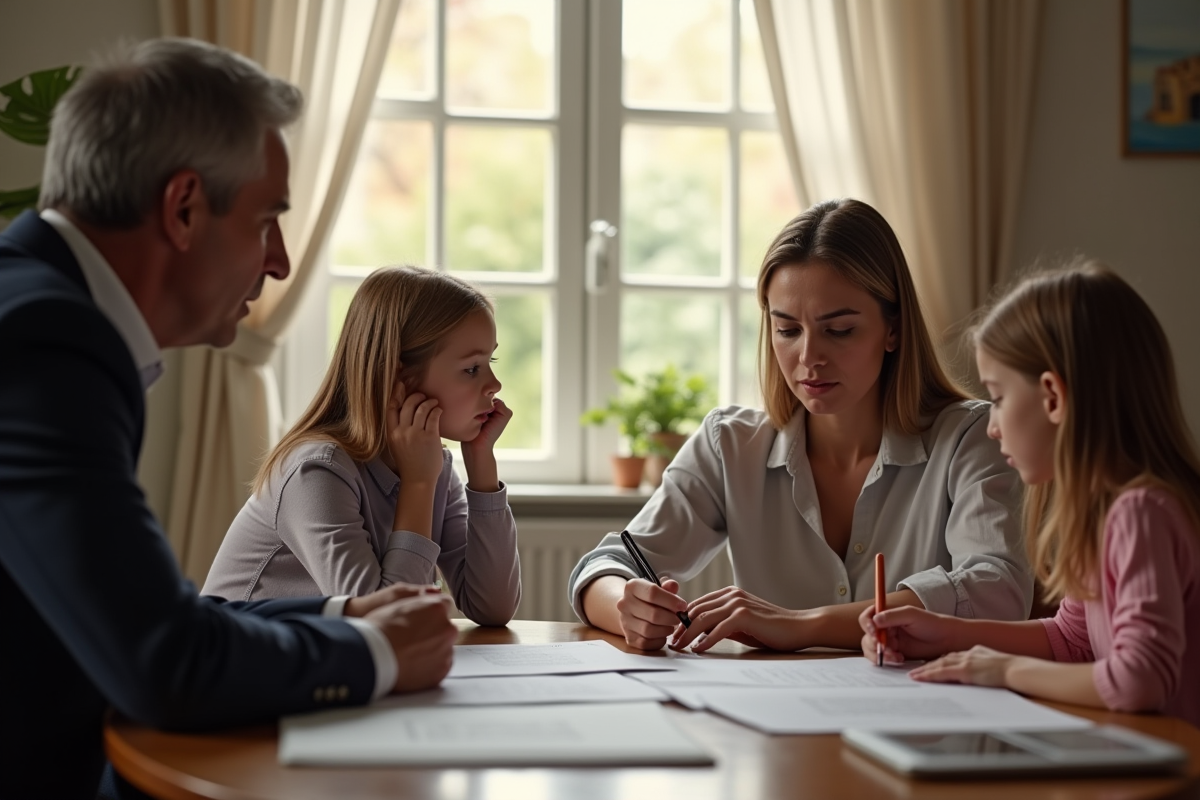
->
[0,65,82,219]
[581,365,711,456]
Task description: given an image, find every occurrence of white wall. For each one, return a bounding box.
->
[0,0,180,521]
[1012,0,1200,436]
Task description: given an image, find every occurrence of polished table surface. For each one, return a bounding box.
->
[106,620,1200,800]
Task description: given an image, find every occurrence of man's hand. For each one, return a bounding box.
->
[343,582,441,619]
[364,593,458,693]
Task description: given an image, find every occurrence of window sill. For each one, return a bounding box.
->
[507,483,654,518]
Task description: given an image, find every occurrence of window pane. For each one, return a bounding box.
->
[379,0,434,99]
[332,120,431,268]
[445,125,549,273]
[492,292,545,450]
[622,125,726,278]
[621,292,721,401]
[328,281,358,355]
[740,130,799,280]
[623,0,730,110]
[738,291,763,406]
[740,0,774,112]
[446,0,554,114]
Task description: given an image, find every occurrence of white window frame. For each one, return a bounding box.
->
[284,0,779,486]
[284,0,587,483]
[583,0,779,482]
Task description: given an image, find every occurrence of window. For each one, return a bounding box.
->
[284,0,799,484]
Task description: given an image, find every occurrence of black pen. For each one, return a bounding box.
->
[619,530,691,628]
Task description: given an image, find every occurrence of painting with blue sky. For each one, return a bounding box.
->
[1125,0,1200,155]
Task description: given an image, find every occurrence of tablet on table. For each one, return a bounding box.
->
[842,726,1188,779]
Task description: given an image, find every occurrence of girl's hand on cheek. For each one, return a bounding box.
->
[464,398,512,455]
[387,381,445,485]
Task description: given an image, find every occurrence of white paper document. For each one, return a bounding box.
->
[447,640,679,679]
[279,701,714,767]
[630,656,920,689]
[695,684,1093,735]
[381,672,670,707]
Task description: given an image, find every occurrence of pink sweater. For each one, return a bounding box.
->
[1040,487,1200,727]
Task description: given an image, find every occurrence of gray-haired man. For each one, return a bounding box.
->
[0,38,456,799]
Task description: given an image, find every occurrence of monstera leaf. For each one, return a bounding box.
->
[0,186,39,219]
[0,65,81,146]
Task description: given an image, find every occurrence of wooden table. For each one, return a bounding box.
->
[106,620,1200,800]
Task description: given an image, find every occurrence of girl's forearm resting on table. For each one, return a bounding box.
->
[1004,658,1104,707]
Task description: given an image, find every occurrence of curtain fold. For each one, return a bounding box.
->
[754,0,1042,341]
[158,0,401,582]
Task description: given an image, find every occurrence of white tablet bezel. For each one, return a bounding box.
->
[842,726,1188,778]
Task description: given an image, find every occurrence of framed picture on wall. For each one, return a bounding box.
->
[1123,0,1200,156]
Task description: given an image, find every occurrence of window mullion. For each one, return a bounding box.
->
[431,0,447,270]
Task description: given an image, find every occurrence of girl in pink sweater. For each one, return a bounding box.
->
[859,261,1200,726]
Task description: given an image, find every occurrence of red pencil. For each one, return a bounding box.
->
[874,553,886,666]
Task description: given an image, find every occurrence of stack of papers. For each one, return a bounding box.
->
[280,702,713,767]
[278,639,1094,766]
[447,640,680,678]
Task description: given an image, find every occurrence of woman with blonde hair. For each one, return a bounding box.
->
[862,263,1200,726]
[204,267,521,626]
[569,198,1032,651]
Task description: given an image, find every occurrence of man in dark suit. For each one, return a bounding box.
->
[0,38,458,798]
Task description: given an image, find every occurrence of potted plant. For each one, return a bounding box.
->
[582,365,711,488]
[0,66,82,221]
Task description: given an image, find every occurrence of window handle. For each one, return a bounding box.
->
[585,219,618,295]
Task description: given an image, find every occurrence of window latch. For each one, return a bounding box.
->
[585,219,618,295]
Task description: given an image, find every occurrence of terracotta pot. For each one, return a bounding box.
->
[644,432,689,488]
[610,455,647,489]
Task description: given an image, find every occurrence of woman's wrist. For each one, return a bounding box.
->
[789,606,828,650]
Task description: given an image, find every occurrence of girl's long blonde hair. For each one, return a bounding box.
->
[973,261,1200,601]
[756,198,966,431]
[253,266,493,495]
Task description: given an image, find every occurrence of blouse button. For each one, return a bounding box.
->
[853,543,865,555]
[838,585,847,596]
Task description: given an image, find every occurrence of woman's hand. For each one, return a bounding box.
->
[387,381,444,486]
[616,578,689,650]
[669,586,805,653]
[859,605,962,664]
[908,646,1016,688]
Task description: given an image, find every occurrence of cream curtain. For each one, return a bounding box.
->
[158,0,401,582]
[754,0,1042,339]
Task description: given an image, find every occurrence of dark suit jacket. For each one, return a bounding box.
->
[0,211,376,798]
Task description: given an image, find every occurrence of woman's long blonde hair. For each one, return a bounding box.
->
[973,261,1200,601]
[756,198,966,431]
[253,266,493,494]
